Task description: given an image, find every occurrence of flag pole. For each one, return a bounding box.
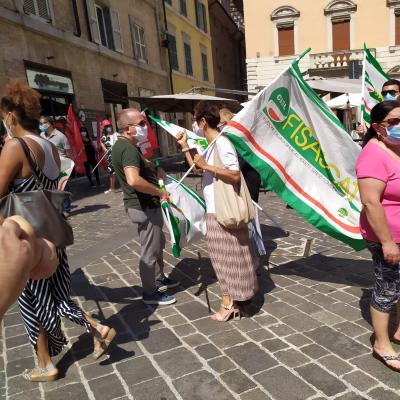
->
[92,148,110,173]
[360,43,367,126]
[174,130,224,188]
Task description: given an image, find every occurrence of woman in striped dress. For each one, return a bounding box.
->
[177,101,258,321]
[0,81,116,382]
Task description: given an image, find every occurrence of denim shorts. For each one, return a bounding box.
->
[366,240,400,313]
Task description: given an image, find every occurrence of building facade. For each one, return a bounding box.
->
[164,0,215,94]
[0,0,173,156]
[243,0,400,92]
[208,0,247,100]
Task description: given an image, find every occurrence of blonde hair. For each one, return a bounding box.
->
[219,108,235,125]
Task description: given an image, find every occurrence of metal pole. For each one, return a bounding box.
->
[92,148,110,173]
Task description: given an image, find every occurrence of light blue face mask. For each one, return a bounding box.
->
[383,93,398,101]
[39,124,46,132]
[386,123,400,143]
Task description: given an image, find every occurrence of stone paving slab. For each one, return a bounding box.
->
[1,176,400,399]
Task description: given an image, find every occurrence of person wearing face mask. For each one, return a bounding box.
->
[0,81,116,382]
[356,79,400,139]
[100,119,118,194]
[112,108,178,305]
[356,100,400,372]
[177,101,258,322]
[80,126,100,187]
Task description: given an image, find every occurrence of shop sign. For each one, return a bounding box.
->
[26,69,74,94]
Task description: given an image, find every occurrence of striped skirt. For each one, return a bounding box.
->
[18,248,91,357]
[206,214,258,301]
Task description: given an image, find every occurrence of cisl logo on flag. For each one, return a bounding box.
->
[265,87,290,123]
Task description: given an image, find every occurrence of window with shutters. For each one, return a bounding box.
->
[324,1,356,51]
[201,51,209,81]
[332,19,350,51]
[271,6,299,57]
[110,9,123,53]
[167,34,179,71]
[396,9,400,45]
[23,0,51,21]
[184,42,193,76]
[180,0,187,17]
[195,0,207,32]
[95,5,109,47]
[130,18,147,62]
[277,25,294,56]
[87,2,123,53]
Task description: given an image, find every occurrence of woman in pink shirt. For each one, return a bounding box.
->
[356,100,400,371]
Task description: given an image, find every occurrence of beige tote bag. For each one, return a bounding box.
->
[213,142,255,229]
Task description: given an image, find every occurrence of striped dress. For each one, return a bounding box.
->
[11,141,91,357]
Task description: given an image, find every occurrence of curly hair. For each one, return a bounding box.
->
[0,80,42,131]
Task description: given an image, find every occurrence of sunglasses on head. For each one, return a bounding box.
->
[381,118,400,126]
[381,90,399,97]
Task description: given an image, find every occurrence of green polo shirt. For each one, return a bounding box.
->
[112,137,160,210]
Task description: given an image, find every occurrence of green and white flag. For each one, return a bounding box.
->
[362,43,388,124]
[161,175,206,258]
[148,115,208,154]
[58,156,75,191]
[223,51,365,250]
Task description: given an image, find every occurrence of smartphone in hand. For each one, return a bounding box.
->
[189,147,198,158]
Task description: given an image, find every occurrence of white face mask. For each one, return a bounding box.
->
[3,113,14,138]
[135,125,148,142]
[192,121,205,137]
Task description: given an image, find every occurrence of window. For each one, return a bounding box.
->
[278,25,294,56]
[195,0,207,32]
[271,6,300,57]
[167,34,179,71]
[201,51,209,81]
[130,19,147,62]
[332,19,350,51]
[184,42,193,76]
[396,9,400,45]
[96,5,109,47]
[23,0,51,21]
[180,0,187,16]
[324,1,356,51]
[86,1,123,52]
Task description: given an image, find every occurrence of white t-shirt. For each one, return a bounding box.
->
[202,136,239,213]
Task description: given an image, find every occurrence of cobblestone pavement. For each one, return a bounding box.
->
[1,175,400,400]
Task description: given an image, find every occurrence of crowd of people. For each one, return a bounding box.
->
[1,74,400,384]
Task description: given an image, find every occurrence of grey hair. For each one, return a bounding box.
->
[117,108,141,130]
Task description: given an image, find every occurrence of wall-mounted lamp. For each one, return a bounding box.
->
[46,56,55,60]
[112,73,119,78]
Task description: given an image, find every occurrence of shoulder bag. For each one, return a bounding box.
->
[213,140,255,229]
[0,137,74,247]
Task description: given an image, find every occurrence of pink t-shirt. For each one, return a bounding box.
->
[356,141,400,243]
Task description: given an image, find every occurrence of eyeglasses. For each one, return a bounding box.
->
[127,120,146,128]
[381,90,399,97]
[381,117,400,126]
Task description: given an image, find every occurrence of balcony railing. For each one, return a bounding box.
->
[309,48,374,69]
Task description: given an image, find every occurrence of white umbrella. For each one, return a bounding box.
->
[326,93,362,109]
[305,77,362,93]
[130,92,241,112]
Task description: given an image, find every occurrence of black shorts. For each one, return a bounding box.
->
[367,241,400,313]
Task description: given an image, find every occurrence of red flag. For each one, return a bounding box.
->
[96,113,107,170]
[65,104,87,174]
[139,113,159,159]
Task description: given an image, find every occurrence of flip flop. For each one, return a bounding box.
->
[372,351,400,372]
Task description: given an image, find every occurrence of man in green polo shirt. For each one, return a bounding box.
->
[112,108,178,305]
